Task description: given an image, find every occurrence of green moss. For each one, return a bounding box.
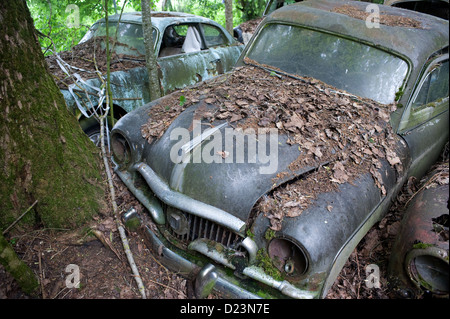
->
[412,242,434,249]
[0,0,106,231]
[264,228,276,241]
[125,217,141,232]
[0,233,38,295]
[395,88,404,101]
[256,249,283,281]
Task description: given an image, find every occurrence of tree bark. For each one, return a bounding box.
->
[0,0,106,230]
[141,0,162,101]
[225,0,233,35]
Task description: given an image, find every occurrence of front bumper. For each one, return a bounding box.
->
[116,162,317,299]
[137,220,260,299]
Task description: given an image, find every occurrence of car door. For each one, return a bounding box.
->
[198,23,242,76]
[157,23,220,94]
[398,53,449,178]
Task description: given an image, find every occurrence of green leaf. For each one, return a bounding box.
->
[179,95,186,106]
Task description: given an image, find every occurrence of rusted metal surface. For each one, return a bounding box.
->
[388,170,449,298]
[58,11,244,128]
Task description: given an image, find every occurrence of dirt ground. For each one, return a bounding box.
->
[1,154,447,300]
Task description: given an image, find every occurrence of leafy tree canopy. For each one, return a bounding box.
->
[27,0,252,54]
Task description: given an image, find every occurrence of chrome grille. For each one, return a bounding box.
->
[166,208,243,249]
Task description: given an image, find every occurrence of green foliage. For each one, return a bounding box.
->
[235,0,266,21]
[179,95,186,106]
[169,0,245,29]
[26,0,256,55]
[26,0,150,54]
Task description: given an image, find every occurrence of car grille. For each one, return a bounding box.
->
[166,208,243,249]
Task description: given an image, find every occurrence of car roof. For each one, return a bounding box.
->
[96,11,221,30]
[264,0,448,68]
[384,0,449,5]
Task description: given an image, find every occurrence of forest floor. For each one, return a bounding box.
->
[2,156,447,301]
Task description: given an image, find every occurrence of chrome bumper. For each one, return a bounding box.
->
[128,216,260,298]
[117,163,317,299]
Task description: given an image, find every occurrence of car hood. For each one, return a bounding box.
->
[114,65,401,225]
[143,102,318,222]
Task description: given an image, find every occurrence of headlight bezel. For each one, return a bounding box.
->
[405,246,449,294]
[267,236,309,278]
[111,131,133,168]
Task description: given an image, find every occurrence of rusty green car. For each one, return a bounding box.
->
[54,11,243,144]
[111,0,448,298]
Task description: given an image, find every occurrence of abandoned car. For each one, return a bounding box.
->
[46,11,243,144]
[384,0,449,20]
[388,162,449,298]
[111,0,449,298]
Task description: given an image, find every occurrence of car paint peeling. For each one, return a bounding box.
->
[388,175,449,297]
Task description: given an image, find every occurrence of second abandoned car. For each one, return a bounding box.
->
[47,11,243,144]
[111,0,449,298]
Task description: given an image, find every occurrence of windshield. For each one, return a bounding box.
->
[246,24,409,104]
[80,22,157,56]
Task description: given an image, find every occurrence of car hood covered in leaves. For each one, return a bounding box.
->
[113,64,404,225]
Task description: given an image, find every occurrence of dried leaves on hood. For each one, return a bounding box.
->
[140,62,403,230]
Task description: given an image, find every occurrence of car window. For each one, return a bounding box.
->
[201,24,228,48]
[159,24,203,57]
[79,22,156,56]
[246,23,408,104]
[399,59,449,132]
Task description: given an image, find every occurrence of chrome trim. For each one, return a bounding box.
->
[239,237,258,265]
[142,224,260,299]
[115,167,165,224]
[242,266,317,299]
[134,162,247,235]
[188,239,236,269]
[170,122,227,192]
[195,264,218,299]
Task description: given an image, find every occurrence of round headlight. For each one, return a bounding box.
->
[406,248,449,294]
[111,132,131,166]
[268,237,308,276]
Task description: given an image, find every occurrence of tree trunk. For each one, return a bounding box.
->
[225,0,233,35]
[0,232,39,295]
[0,0,106,230]
[237,0,265,21]
[141,0,162,101]
[161,0,173,11]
